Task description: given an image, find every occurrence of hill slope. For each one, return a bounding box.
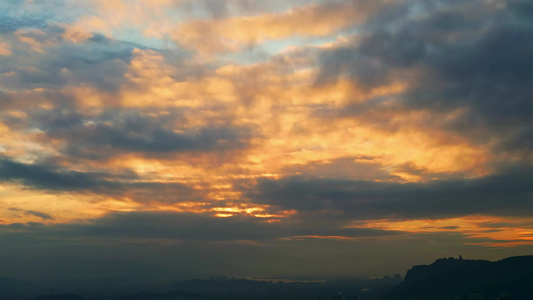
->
[382,255,533,299]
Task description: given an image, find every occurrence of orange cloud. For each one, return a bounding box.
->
[15,28,59,53]
[61,26,94,43]
[73,0,179,38]
[0,183,104,224]
[48,44,494,212]
[0,21,500,229]
[350,216,533,247]
[0,41,11,56]
[172,0,378,55]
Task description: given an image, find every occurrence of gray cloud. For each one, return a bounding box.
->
[0,157,199,204]
[81,124,251,153]
[0,27,135,92]
[25,210,54,220]
[0,157,120,192]
[314,0,533,155]
[0,15,46,33]
[280,156,399,180]
[0,210,401,243]
[31,110,256,159]
[178,0,321,19]
[251,166,533,219]
[0,0,92,33]
[9,208,54,220]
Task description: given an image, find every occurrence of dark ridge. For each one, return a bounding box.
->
[382,255,533,299]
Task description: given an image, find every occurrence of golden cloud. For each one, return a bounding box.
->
[172,0,378,55]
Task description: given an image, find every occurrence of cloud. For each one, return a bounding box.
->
[313,0,533,162]
[0,157,201,205]
[25,210,54,220]
[178,0,318,19]
[0,26,134,92]
[0,14,46,33]
[403,16,533,150]
[31,109,256,159]
[8,208,54,220]
[172,0,380,55]
[251,166,533,220]
[1,210,401,243]
[0,157,120,192]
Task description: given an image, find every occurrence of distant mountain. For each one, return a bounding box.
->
[382,255,533,299]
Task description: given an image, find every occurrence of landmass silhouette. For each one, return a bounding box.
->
[382,255,533,299]
[1,255,532,299]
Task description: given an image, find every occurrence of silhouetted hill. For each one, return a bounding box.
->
[382,255,533,299]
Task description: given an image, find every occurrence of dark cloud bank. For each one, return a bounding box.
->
[0,157,200,204]
[316,0,533,155]
[252,166,533,220]
[44,112,254,157]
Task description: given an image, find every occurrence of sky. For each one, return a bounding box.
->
[0,0,532,284]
